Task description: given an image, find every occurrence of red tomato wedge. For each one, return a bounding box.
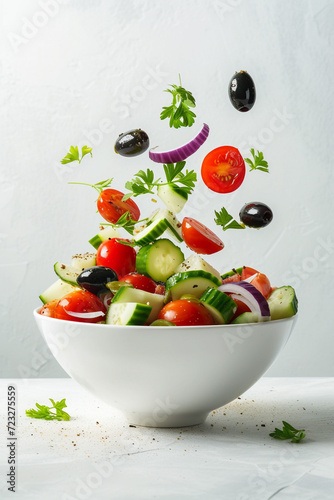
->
[97,189,140,224]
[181,217,224,255]
[201,146,245,193]
[249,273,271,299]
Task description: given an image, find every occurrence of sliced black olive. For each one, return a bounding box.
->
[228,71,256,112]
[114,129,149,157]
[77,266,118,296]
[239,202,273,228]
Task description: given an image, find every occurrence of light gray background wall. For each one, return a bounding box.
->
[1,0,333,378]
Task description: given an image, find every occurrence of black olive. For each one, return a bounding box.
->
[77,266,118,296]
[239,202,273,228]
[114,129,149,157]
[228,71,256,112]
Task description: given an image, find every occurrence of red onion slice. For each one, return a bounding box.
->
[218,281,270,321]
[149,123,209,163]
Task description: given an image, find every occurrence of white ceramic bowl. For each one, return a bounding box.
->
[34,308,297,427]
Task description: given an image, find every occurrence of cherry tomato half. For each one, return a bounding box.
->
[97,189,140,224]
[201,146,245,193]
[119,273,157,293]
[54,290,106,323]
[181,217,224,255]
[158,300,215,326]
[96,238,136,278]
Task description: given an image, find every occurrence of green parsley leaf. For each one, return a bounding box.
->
[61,145,93,165]
[269,421,306,443]
[214,207,245,231]
[123,162,196,202]
[26,398,71,421]
[160,75,196,128]
[244,148,269,173]
[102,211,148,236]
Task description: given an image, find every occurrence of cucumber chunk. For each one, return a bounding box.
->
[54,262,80,287]
[39,279,79,304]
[150,209,183,242]
[166,270,221,301]
[134,217,169,245]
[111,286,165,323]
[267,286,298,320]
[176,254,222,281]
[136,239,184,282]
[106,302,152,325]
[71,252,97,271]
[89,227,121,250]
[232,312,259,324]
[157,184,188,213]
[200,287,237,324]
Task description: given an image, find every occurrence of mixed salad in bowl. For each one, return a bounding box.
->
[38,73,298,327]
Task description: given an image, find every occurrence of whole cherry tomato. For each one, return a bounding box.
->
[96,238,136,278]
[201,146,245,193]
[158,299,215,326]
[181,217,224,255]
[119,272,157,293]
[54,290,106,323]
[97,189,140,224]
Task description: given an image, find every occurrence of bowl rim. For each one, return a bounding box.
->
[33,307,297,330]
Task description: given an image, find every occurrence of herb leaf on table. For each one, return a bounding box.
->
[269,421,306,443]
[26,398,71,421]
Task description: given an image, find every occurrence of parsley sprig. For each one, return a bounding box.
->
[160,75,196,128]
[123,162,196,201]
[214,207,245,231]
[26,398,70,421]
[61,145,93,165]
[68,178,113,194]
[244,149,269,173]
[269,421,306,443]
[102,211,148,236]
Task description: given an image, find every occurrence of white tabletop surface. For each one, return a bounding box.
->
[1,377,333,499]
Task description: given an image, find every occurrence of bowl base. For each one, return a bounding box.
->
[125,411,209,428]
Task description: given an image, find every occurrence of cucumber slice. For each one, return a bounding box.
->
[111,286,165,323]
[176,254,222,282]
[157,184,188,213]
[71,253,97,271]
[200,288,237,324]
[134,209,183,245]
[134,217,169,245]
[232,312,259,324]
[39,279,79,304]
[136,239,184,282]
[106,302,152,325]
[89,227,122,250]
[166,270,221,301]
[267,286,298,320]
[149,209,183,242]
[54,262,80,287]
